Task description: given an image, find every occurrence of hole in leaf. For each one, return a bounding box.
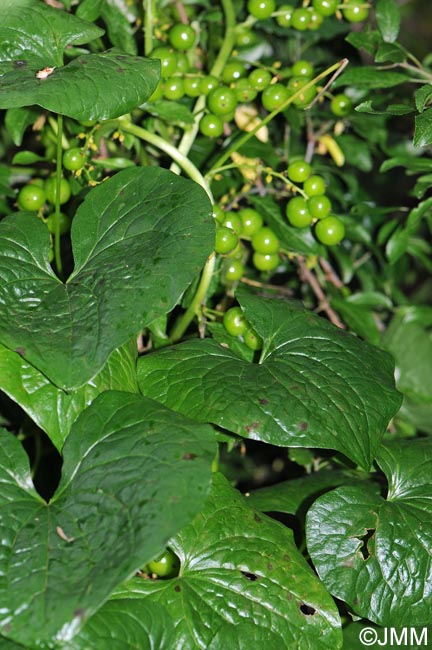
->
[299,603,316,616]
[241,571,258,581]
[355,528,375,560]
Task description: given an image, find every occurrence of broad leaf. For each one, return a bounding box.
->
[0,0,104,67]
[0,391,216,647]
[0,340,139,451]
[63,600,176,650]
[306,439,432,626]
[137,289,402,469]
[0,166,213,390]
[0,50,160,122]
[112,473,342,649]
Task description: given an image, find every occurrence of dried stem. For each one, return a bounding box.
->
[297,257,345,329]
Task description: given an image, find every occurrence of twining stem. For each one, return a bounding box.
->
[169,0,237,174]
[143,0,155,56]
[116,118,213,200]
[54,113,64,277]
[207,58,349,175]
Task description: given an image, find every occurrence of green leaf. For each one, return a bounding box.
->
[5,107,41,146]
[306,439,432,626]
[137,289,402,469]
[334,66,409,90]
[12,150,46,165]
[63,600,176,650]
[414,108,432,147]
[76,0,104,22]
[345,31,381,56]
[101,0,138,55]
[0,50,160,122]
[415,84,432,112]
[0,0,104,67]
[376,0,400,43]
[0,340,139,450]
[355,100,413,116]
[112,473,342,649]
[249,194,322,255]
[0,391,216,647]
[375,41,406,63]
[329,296,381,344]
[0,167,213,390]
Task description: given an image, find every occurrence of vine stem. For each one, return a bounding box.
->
[143,0,155,56]
[207,58,349,176]
[54,113,64,277]
[116,118,213,200]
[169,0,237,174]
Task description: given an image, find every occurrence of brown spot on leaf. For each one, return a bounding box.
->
[267,563,273,571]
[259,398,269,405]
[182,452,197,460]
[245,422,260,434]
[116,67,126,73]
[299,603,316,616]
[254,513,262,523]
[174,585,181,592]
[298,421,308,431]
[15,347,26,356]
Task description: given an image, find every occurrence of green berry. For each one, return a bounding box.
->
[222,259,244,282]
[222,60,247,84]
[287,159,311,183]
[150,46,178,78]
[261,83,290,111]
[315,216,345,245]
[223,306,248,336]
[275,5,294,27]
[17,184,46,211]
[291,7,310,30]
[200,113,224,138]
[247,0,276,20]
[168,24,196,50]
[286,196,313,228]
[307,195,332,219]
[234,78,258,103]
[304,175,327,196]
[330,93,353,117]
[46,211,71,235]
[291,60,314,79]
[223,212,243,235]
[312,0,338,16]
[148,548,180,578]
[248,68,272,91]
[244,326,263,350]
[251,226,279,254]
[199,75,220,95]
[253,251,279,271]
[184,76,202,97]
[238,207,263,237]
[207,87,238,115]
[63,147,85,171]
[163,77,185,101]
[342,2,369,22]
[44,176,71,206]
[215,226,238,254]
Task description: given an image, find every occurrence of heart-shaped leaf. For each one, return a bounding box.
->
[0,50,159,121]
[137,289,402,469]
[111,473,342,649]
[0,340,139,451]
[306,439,432,626]
[0,166,213,390]
[0,0,104,68]
[0,391,216,647]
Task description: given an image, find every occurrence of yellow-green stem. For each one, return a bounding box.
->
[144,0,155,56]
[54,114,64,277]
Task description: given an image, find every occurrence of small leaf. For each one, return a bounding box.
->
[335,135,373,172]
[0,341,139,450]
[375,41,406,63]
[138,289,402,469]
[12,150,46,165]
[334,66,409,89]
[5,107,41,146]
[376,0,401,43]
[345,31,381,56]
[355,100,413,116]
[0,167,213,390]
[306,439,432,626]
[112,473,342,649]
[0,50,160,122]
[414,108,432,147]
[0,391,216,646]
[414,84,432,112]
[143,100,195,125]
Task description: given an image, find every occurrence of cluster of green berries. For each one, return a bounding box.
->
[285,160,345,245]
[248,0,369,28]
[223,305,263,351]
[16,147,86,237]
[214,204,282,280]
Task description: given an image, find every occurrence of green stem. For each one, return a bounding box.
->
[169,253,216,341]
[169,0,237,174]
[144,0,155,56]
[207,59,349,175]
[54,114,64,277]
[116,118,213,200]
